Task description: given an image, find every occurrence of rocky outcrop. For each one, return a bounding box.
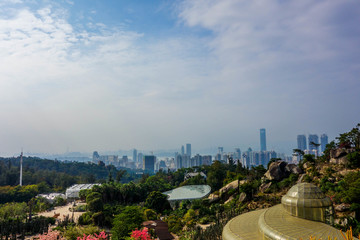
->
[219,180,239,195]
[259,182,272,193]
[329,148,355,165]
[208,193,220,203]
[335,203,351,212]
[238,192,246,203]
[265,161,303,181]
[219,180,247,196]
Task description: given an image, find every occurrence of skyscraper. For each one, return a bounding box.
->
[143,155,155,173]
[181,145,185,155]
[133,149,137,162]
[235,148,241,160]
[260,128,267,151]
[186,143,191,157]
[297,135,307,151]
[308,134,319,151]
[320,134,328,153]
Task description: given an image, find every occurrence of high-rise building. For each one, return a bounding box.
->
[175,153,182,169]
[235,148,241,160]
[143,155,155,173]
[137,153,143,163]
[133,149,137,162]
[186,143,191,157]
[308,134,319,151]
[202,155,212,166]
[92,151,100,163]
[181,145,185,155]
[320,134,328,153]
[260,128,267,151]
[297,135,307,151]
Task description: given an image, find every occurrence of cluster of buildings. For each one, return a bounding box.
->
[296,134,328,156]
[90,128,287,173]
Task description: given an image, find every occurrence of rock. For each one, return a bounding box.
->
[265,161,289,181]
[335,203,351,212]
[219,180,239,195]
[238,192,246,203]
[259,182,272,193]
[303,162,313,169]
[297,174,306,183]
[285,164,303,175]
[208,193,220,203]
[329,148,355,165]
[225,195,234,204]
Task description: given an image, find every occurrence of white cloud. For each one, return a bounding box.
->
[0,1,359,155]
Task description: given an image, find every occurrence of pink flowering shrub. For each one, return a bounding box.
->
[37,228,65,240]
[77,231,108,240]
[130,228,153,240]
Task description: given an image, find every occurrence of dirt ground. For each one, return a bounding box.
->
[37,201,86,222]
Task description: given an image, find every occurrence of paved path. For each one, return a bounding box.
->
[38,202,86,222]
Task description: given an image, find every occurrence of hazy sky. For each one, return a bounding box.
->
[0,0,359,156]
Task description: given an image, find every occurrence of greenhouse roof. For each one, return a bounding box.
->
[162,185,211,201]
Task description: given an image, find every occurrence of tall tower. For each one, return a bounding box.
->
[181,145,185,155]
[320,134,328,153]
[143,155,155,173]
[260,128,267,151]
[19,150,23,186]
[133,149,137,162]
[297,135,307,151]
[186,143,191,158]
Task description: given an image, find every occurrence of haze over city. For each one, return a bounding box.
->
[0,0,359,156]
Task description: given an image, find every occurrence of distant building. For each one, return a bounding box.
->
[308,134,319,152]
[320,134,328,153]
[175,153,182,169]
[181,145,185,155]
[137,153,143,163]
[182,154,190,168]
[235,148,241,160]
[202,155,212,166]
[218,147,224,155]
[66,184,99,199]
[133,149,137,162]
[193,154,202,166]
[92,151,100,163]
[186,143,191,157]
[143,155,156,173]
[297,135,307,151]
[260,128,267,151]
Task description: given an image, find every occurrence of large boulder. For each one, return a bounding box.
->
[335,203,351,212]
[208,193,220,203]
[265,161,302,181]
[265,161,288,181]
[219,180,239,195]
[285,164,303,175]
[329,148,355,165]
[259,182,272,193]
[238,192,247,203]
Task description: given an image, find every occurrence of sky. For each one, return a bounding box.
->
[0,0,359,156]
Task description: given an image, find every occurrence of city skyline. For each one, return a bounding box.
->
[0,0,359,156]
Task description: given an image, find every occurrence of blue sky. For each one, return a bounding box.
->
[0,0,359,156]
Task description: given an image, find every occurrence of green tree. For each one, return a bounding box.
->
[145,191,171,214]
[111,206,144,240]
[86,192,103,212]
[207,161,226,191]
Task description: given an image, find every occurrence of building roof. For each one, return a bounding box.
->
[162,185,211,201]
[143,220,174,240]
[223,183,347,240]
[65,184,100,198]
